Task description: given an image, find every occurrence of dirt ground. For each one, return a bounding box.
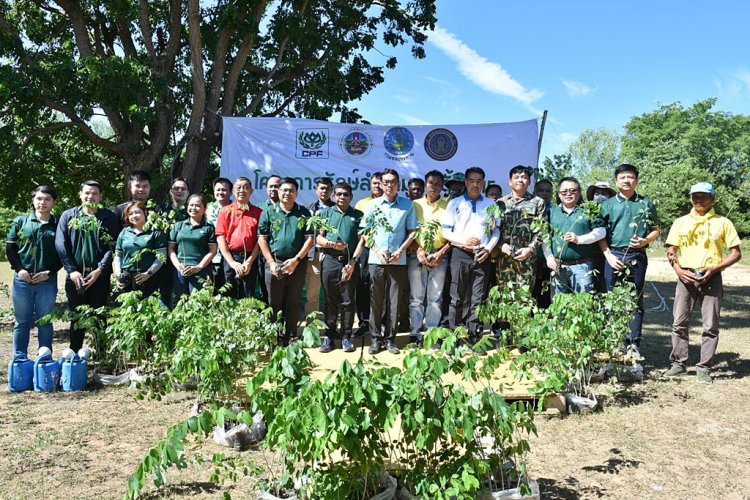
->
[1,255,749,499]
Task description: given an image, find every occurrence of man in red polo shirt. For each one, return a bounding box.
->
[215,177,262,299]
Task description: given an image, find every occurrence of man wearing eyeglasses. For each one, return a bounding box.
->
[316,182,364,353]
[358,168,418,355]
[542,177,605,295]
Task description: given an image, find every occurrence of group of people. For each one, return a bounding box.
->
[6,163,742,384]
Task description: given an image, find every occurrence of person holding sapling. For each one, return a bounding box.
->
[258,177,314,345]
[532,178,554,309]
[407,170,450,346]
[357,168,418,355]
[6,185,62,354]
[169,194,217,298]
[114,170,152,231]
[542,177,606,295]
[304,177,335,319]
[215,177,262,299]
[494,166,546,336]
[442,166,501,353]
[206,177,233,290]
[157,177,190,307]
[598,164,659,360]
[316,182,364,353]
[113,201,166,298]
[256,174,282,303]
[353,172,384,337]
[663,182,741,384]
[56,180,120,351]
[586,181,617,292]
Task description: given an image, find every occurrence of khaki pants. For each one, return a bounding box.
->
[670,272,723,371]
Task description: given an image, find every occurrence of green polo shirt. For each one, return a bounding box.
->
[318,205,364,257]
[159,202,189,224]
[116,227,167,272]
[601,192,659,248]
[258,203,312,260]
[169,219,216,266]
[6,213,61,273]
[549,205,604,260]
[260,199,277,212]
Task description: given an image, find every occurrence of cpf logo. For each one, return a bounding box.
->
[296,128,329,159]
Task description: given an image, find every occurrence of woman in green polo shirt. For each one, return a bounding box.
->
[113,201,167,298]
[168,194,217,298]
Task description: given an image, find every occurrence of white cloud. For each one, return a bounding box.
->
[715,69,750,99]
[561,79,596,97]
[394,113,432,126]
[426,26,543,111]
[393,93,416,104]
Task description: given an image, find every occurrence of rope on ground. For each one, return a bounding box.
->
[647,281,669,312]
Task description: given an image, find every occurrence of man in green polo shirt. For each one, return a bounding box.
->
[258,177,314,345]
[7,185,62,354]
[543,177,605,294]
[316,182,364,353]
[599,164,660,358]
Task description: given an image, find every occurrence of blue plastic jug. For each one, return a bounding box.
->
[61,355,88,391]
[8,352,34,392]
[33,353,61,392]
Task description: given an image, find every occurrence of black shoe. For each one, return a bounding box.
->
[409,335,422,348]
[385,341,400,354]
[368,340,382,355]
[319,338,334,353]
[354,324,368,338]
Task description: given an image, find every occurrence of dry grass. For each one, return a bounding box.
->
[1,256,749,499]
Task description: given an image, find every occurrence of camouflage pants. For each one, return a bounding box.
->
[494,257,537,292]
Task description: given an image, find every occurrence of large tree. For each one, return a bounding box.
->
[621,99,750,235]
[0,0,436,206]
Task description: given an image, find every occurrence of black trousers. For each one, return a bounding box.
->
[320,255,358,340]
[211,261,226,293]
[265,260,307,342]
[355,248,370,324]
[159,261,175,308]
[368,264,407,342]
[223,252,258,300]
[448,248,490,338]
[257,255,269,303]
[65,272,110,352]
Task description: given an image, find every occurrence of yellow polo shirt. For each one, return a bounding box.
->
[665,208,741,268]
[413,197,448,251]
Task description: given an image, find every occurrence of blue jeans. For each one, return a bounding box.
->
[553,261,596,295]
[604,250,647,345]
[173,267,212,298]
[407,254,448,338]
[12,274,58,354]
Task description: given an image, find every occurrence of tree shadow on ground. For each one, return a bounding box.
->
[140,482,221,498]
[712,351,750,381]
[537,477,606,499]
[581,448,641,474]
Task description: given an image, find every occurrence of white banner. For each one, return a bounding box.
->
[221,117,539,206]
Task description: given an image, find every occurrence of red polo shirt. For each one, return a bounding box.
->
[215,201,262,253]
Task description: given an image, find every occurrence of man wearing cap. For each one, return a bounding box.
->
[599,164,660,359]
[663,182,741,384]
[444,172,465,200]
[586,181,617,291]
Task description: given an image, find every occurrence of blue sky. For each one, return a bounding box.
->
[353,0,750,162]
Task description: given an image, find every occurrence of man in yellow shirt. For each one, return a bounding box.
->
[663,182,742,384]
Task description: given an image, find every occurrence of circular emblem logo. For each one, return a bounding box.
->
[383,127,415,156]
[424,128,458,161]
[340,129,373,159]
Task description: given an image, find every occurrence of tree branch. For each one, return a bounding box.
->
[138,0,157,60]
[55,0,94,58]
[185,0,206,140]
[18,122,76,155]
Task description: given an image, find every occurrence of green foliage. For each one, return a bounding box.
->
[245,327,536,499]
[1,0,438,196]
[360,207,394,249]
[566,128,621,186]
[477,282,637,397]
[0,206,24,261]
[621,99,750,236]
[67,209,114,246]
[414,218,443,253]
[537,153,573,188]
